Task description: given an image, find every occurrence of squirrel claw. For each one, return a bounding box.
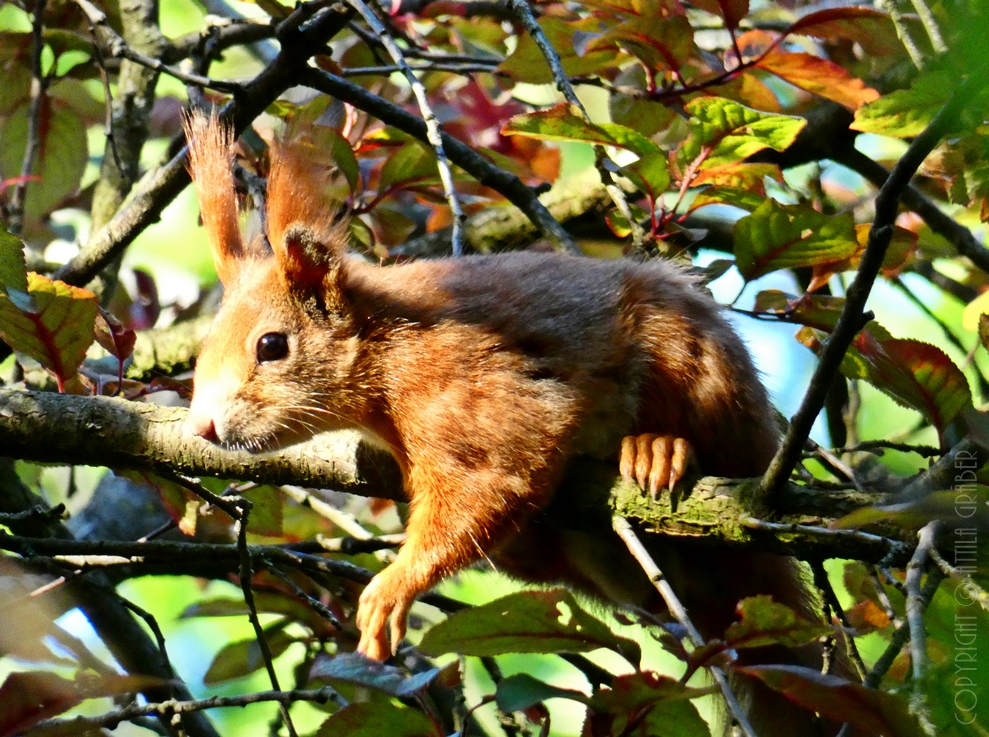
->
[356,570,412,661]
[620,434,692,497]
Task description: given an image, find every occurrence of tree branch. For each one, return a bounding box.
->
[757,70,989,506]
[0,389,918,563]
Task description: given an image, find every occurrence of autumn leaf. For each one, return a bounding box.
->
[788,7,907,56]
[679,97,805,172]
[724,596,833,650]
[582,14,693,72]
[733,199,858,280]
[0,271,97,393]
[739,665,923,737]
[756,50,879,111]
[807,223,917,292]
[502,104,659,156]
[851,71,953,138]
[690,0,749,30]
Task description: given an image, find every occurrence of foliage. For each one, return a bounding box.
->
[0,0,988,736]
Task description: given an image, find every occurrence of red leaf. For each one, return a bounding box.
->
[738,665,923,737]
[788,7,907,56]
[756,50,880,111]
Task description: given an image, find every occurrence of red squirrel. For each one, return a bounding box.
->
[183,111,834,733]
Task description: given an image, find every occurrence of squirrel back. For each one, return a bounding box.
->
[183,111,842,735]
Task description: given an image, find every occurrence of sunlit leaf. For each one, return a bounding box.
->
[807,223,917,292]
[0,222,28,297]
[502,104,659,157]
[418,589,641,664]
[756,51,879,111]
[851,71,952,138]
[606,204,648,238]
[679,97,805,171]
[753,290,845,330]
[691,162,780,192]
[0,271,97,392]
[690,186,767,212]
[733,199,858,280]
[739,665,923,737]
[725,596,833,650]
[623,152,670,200]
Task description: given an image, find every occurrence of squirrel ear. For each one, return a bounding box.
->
[266,126,349,296]
[183,109,244,285]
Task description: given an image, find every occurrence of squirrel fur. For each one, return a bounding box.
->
[183,111,840,735]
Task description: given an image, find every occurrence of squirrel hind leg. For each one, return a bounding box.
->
[619,434,692,497]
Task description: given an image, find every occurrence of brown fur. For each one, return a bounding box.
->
[185,116,839,735]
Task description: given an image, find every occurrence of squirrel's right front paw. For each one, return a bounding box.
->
[355,570,414,661]
[620,434,692,497]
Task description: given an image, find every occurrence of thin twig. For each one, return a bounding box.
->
[866,565,903,628]
[758,71,989,507]
[904,521,941,734]
[234,499,298,737]
[304,68,578,253]
[7,0,49,236]
[31,687,344,732]
[505,0,644,247]
[906,0,946,54]
[928,548,989,613]
[344,0,466,254]
[74,0,243,93]
[612,516,758,737]
[834,147,989,276]
[875,0,925,69]
[810,560,867,679]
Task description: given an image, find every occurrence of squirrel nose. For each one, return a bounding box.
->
[186,413,220,444]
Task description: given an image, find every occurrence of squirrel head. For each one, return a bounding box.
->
[182,110,362,451]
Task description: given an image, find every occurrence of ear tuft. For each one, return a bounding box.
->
[266,125,350,296]
[183,109,244,284]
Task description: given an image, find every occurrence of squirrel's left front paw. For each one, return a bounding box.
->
[619,434,692,497]
[356,569,414,661]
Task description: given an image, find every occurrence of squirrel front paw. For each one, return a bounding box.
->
[356,569,416,661]
[620,434,692,497]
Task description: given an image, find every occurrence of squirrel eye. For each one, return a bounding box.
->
[256,333,289,363]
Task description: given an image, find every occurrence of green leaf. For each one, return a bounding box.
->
[752,290,846,331]
[623,151,670,200]
[502,104,659,157]
[582,14,693,71]
[844,333,973,442]
[733,199,858,280]
[0,271,97,391]
[183,590,337,638]
[319,126,360,194]
[418,589,641,664]
[680,97,806,170]
[606,204,648,238]
[379,142,437,191]
[851,71,952,138]
[498,18,621,85]
[725,596,833,650]
[739,665,923,737]
[0,221,29,299]
[203,624,296,684]
[690,186,767,213]
[495,673,588,712]
[241,486,283,537]
[0,102,88,221]
[589,672,710,737]
[314,701,438,737]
